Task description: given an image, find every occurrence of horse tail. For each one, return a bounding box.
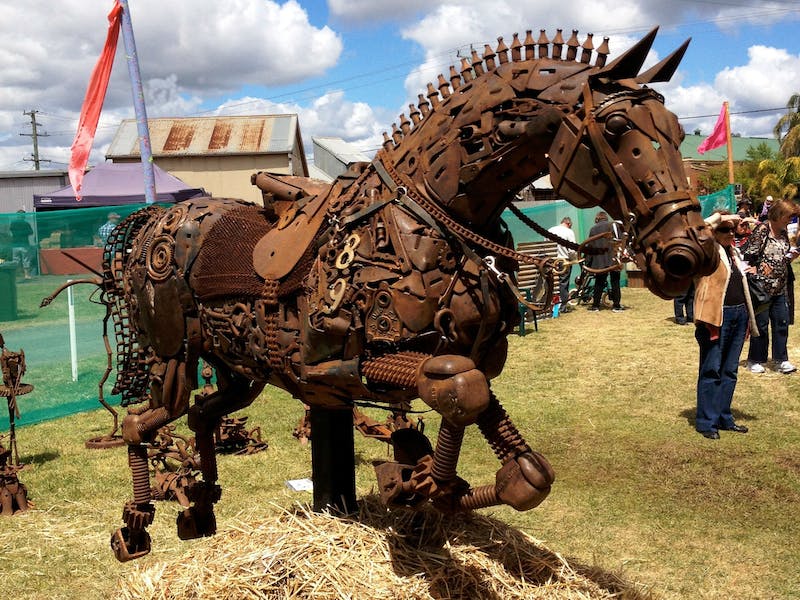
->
[101,205,166,406]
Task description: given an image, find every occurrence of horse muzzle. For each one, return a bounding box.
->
[636,207,718,299]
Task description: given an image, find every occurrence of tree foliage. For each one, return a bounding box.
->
[774,92,800,158]
[757,156,800,201]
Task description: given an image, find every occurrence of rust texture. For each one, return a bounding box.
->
[98,27,719,561]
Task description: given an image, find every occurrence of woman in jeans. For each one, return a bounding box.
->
[743,198,798,374]
[693,212,759,439]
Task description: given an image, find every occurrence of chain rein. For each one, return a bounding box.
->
[377,155,555,267]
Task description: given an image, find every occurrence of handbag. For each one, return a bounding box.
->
[747,274,771,312]
[744,223,771,313]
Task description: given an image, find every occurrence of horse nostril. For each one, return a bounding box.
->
[662,247,697,279]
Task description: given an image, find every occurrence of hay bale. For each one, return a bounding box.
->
[117,496,650,599]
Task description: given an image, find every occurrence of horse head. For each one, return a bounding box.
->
[376,27,717,298]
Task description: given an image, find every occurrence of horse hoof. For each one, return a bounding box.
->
[176,507,217,540]
[110,527,151,562]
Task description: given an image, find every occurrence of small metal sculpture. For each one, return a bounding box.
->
[294,405,422,445]
[148,424,200,507]
[215,416,268,455]
[95,28,718,561]
[0,332,32,515]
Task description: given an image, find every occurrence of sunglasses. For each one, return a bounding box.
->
[715,226,735,234]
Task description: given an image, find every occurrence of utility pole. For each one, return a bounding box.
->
[21,109,50,170]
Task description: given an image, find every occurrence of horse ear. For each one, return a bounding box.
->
[636,38,691,83]
[592,27,658,80]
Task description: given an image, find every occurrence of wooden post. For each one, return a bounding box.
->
[309,405,357,514]
[724,101,735,185]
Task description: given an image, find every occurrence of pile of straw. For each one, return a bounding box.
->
[118,495,649,599]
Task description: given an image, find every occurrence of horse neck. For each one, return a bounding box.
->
[374,82,561,228]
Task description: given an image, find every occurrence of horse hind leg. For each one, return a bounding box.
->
[111,357,191,562]
[176,368,264,541]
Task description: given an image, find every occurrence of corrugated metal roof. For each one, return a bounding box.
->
[106,115,300,158]
[680,134,779,161]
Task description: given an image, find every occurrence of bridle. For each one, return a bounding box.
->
[551,85,697,254]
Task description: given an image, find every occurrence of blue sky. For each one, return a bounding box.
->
[1,0,799,171]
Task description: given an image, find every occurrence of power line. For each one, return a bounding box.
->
[681,106,788,120]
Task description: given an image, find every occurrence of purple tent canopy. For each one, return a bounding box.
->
[33,162,206,208]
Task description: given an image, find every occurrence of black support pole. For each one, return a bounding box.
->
[309,405,357,514]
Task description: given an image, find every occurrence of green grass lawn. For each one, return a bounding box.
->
[1,285,799,599]
[1,275,117,429]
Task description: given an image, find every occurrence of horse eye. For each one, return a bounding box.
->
[604,114,630,137]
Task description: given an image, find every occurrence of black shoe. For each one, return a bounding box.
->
[699,430,720,439]
[719,423,748,433]
[589,306,600,312]
[676,316,687,325]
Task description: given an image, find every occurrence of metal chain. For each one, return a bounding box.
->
[377,156,549,267]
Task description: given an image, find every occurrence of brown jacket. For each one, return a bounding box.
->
[693,244,759,334]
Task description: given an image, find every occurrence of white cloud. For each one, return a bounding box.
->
[328,0,437,23]
[715,46,800,113]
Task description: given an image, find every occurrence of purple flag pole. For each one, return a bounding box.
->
[118,0,156,204]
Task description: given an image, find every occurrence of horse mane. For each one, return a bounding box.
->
[380,26,688,153]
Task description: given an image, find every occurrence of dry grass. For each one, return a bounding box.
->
[117,497,651,600]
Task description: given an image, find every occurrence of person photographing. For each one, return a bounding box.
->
[693,212,759,439]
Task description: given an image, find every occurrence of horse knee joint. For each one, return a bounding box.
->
[417,355,490,426]
[122,406,171,444]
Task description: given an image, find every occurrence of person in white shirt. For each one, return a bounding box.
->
[547,216,577,312]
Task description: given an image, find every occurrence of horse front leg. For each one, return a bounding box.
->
[376,354,553,512]
[463,390,554,511]
[111,358,189,562]
[178,371,264,540]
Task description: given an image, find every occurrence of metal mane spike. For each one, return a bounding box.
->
[437,74,451,98]
[471,47,484,76]
[460,57,474,82]
[595,36,610,67]
[391,123,402,144]
[552,29,564,59]
[510,32,522,62]
[537,29,549,59]
[482,43,496,71]
[636,37,691,83]
[580,33,594,64]
[449,65,462,90]
[381,131,392,150]
[566,29,580,61]
[524,30,536,60]
[417,93,430,117]
[399,113,411,134]
[496,36,509,64]
[427,82,442,106]
[408,103,421,125]
[594,26,658,80]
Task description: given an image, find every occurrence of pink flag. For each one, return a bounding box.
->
[69,1,123,200]
[697,103,728,155]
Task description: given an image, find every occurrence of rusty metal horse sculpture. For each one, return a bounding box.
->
[101,27,717,561]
